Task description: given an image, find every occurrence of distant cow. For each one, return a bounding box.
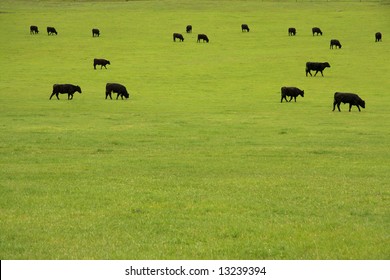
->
[241,24,250,32]
[306,62,331,77]
[330,39,342,49]
[94,58,110,69]
[281,87,304,103]
[47,27,57,35]
[197,34,209,43]
[375,32,382,42]
[30,25,39,34]
[50,84,81,100]
[312,27,322,36]
[288,27,296,36]
[173,33,184,42]
[186,25,192,33]
[92,28,100,37]
[105,83,129,100]
[333,92,365,112]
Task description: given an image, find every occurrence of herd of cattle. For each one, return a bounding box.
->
[29,23,382,111]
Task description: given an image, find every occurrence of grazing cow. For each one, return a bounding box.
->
[94,58,110,69]
[241,24,250,32]
[173,33,184,42]
[30,25,39,34]
[281,87,304,103]
[105,83,130,100]
[288,27,296,36]
[330,39,342,49]
[312,27,322,36]
[47,27,57,35]
[375,32,382,42]
[186,25,192,33]
[92,28,100,37]
[305,62,331,77]
[197,34,209,43]
[50,84,82,100]
[333,92,365,112]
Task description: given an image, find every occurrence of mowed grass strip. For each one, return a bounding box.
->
[0,0,389,259]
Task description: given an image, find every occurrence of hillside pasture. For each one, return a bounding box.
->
[0,0,389,259]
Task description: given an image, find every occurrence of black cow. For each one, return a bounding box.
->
[47,27,57,35]
[281,87,304,103]
[241,24,250,32]
[94,58,110,69]
[173,33,184,42]
[330,39,342,49]
[50,84,82,100]
[105,83,130,100]
[92,28,100,37]
[375,32,382,42]
[288,27,296,36]
[333,92,365,112]
[30,25,39,34]
[186,25,192,33]
[312,27,322,36]
[197,34,209,43]
[305,62,331,77]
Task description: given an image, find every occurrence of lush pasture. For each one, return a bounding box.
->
[0,0,389,259]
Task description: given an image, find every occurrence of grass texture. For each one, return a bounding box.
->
[0,0,389,259]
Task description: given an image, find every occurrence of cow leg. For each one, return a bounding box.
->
[356,105,361,112]
[337,103,341,111]
[320,70,324,76]
[288,96,293,102]
[49,93,55,100]
[116,93,119,100]
[349,104,352,112]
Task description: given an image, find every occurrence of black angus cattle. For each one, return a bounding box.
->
[197,34,209,43]
[94,58,110,69]
[241,24,250,32]
[288,27,296,36]
[375,32,382,42]
[312,27,322,36]
[105,83,130,100]
[333,92,365,112]
[305,62,331,77]
[92,28,100,37]
[186,25,192,33]
[173,33,184,42]
[30,25,39,34]
[330,39,342,49]
[50,84,82,100]
[47,27,57,35]
[281,87,304,103]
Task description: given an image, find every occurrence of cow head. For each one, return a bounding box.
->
[300,90,304,97]
[76,86,82,93]
[360,99,365,108]
[123,92,129,99]
[324,62,331,68]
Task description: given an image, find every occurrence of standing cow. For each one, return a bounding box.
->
[330,39,342,49]
[186,25,192,33]
[288,27,296,36]
[281,87,304,103]
[305,62,331,77]
[92,28,100,37]
[94,58,110,69]
[47,27,57,35]
[30,25,39,34]
[333,92,365,112]
[312,27,322,36]
[173,33,184,42]
[241,24,250,32]
[105,83,130,100]
[50,84,82,100]
[375,32,382,42]
[197,34,209,43]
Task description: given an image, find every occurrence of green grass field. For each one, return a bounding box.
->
[0,0,389,259]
